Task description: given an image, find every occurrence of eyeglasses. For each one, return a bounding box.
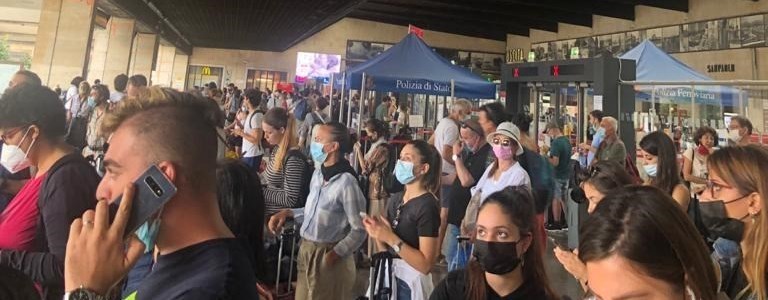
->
[705,180,735,199]
[491,137,516,148]
[0,126,27,142]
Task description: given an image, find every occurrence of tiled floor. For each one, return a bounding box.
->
[352,230,583,299]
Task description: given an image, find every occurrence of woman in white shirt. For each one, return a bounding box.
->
[472,122,531,204]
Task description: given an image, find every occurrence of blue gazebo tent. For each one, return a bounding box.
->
[620,40,741,106]
[345,34,496,99]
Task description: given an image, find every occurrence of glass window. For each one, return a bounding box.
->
[185,65,223,91]
[245,69,288,92]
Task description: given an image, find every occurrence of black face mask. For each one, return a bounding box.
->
[473,240,522,275]
[699,198,748,242]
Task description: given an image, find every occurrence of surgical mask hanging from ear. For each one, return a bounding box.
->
[135,209,164,253]
[0,128,35,174]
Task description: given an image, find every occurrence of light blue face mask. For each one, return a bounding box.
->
[595,127,606,139]
[87,96,96,108]
[310,141,328,165]
[135,217,161,254]
[395,160,416,185]
[643,164,658,177]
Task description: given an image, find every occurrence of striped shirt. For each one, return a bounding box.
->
[264,146,310,216]
[291,169,367,258]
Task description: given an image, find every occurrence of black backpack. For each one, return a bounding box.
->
[381,143,403,194]
[284,149,314,207]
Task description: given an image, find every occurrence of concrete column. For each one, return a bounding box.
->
[32,0,96,88]
[171,53,189,90]
[129,33,158,81]
[102,17,135,86]
[151,45,176,87]
[86,27,108,82]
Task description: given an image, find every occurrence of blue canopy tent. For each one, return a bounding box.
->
[620,40,741,107]
[344,34,496,99]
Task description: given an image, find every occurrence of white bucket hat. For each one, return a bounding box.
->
[486,122,525,156]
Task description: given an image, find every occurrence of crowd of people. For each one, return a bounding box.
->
[0,68,765,300]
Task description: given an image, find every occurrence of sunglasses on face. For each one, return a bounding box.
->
[491,137,515,148]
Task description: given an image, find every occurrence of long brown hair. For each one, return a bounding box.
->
[639,131,682,194]
[579,186,718,300]
[466,187,557,300]
[708,145,768,300]
[264,107,297,171]
[406,140,441,195]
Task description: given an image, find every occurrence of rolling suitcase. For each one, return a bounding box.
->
[272,224,298,300]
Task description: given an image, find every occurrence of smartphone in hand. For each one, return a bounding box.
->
[549,237,572,252]
[109,165,177,239]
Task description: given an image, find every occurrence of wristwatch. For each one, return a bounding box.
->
[451,154,459,162]
[65,287,105,300]
[391,240,404,253]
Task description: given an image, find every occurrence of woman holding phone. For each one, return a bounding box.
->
[363,140,441,300]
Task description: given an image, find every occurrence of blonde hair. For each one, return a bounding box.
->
[452,98,472,115]
[264,107,298,172]
[708,145,768,300]
[78,81,91,98]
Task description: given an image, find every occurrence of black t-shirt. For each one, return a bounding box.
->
[430,270,548,300]
[386,192,440,250]
[447,144,493,226]
[137,238,258,299]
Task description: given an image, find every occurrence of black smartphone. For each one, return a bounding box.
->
[109,165,177,239]
[549,237,572,251]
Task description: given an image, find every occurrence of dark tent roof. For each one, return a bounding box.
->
[345,34,496,99]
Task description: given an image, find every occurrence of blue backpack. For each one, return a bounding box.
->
[293,98,309,121]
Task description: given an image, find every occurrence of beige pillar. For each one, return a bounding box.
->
[129,33,158,81]
[31,0,96,88]
[171,53,189,90]
[151,45,176,87]
[102,17,136,86]
[86,27,109,82]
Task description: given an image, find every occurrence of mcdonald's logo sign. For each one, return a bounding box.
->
[201,66,211,76]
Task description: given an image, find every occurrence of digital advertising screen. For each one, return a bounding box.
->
[295,52,341,83]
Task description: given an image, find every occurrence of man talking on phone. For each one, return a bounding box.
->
[63,88,258,299]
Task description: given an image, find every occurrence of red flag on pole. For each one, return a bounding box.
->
[408,25,424,39]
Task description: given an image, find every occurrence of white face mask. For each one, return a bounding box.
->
[728,129,742,142]
[1,128,35,174]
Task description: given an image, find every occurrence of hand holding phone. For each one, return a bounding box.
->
[109,165,177,239]
[549,237,571,251]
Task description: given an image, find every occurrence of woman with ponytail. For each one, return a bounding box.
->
[262,107,311,217]
[430,187,557,300]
